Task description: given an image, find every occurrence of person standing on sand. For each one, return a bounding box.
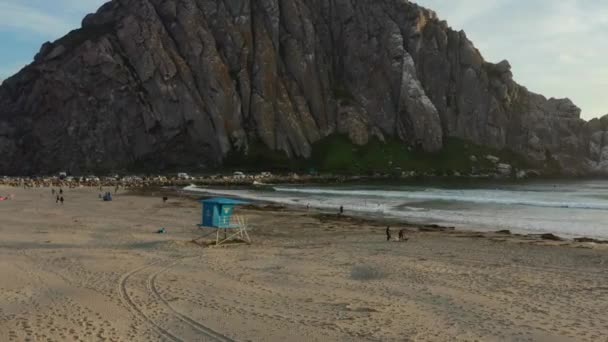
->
[386,226,391,241]
[59,188,63,195]
[56,195,60,204]
[339,206,344,215]
[60,196,64,205]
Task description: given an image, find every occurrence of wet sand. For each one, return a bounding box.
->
[1,186,607,341]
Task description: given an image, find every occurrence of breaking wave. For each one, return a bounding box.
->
[273,187,608,211]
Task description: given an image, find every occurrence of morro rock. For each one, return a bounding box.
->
[0,0,600,174]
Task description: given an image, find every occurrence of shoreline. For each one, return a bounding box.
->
[252,205,608,250]
[179,185,608,246]
[170,185,608,249]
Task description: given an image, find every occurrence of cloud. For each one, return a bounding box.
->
[0,2,71,38]
[0,0,108,79]
[0,0,107,39]
[416,0,509,27]
[415,0,608,119]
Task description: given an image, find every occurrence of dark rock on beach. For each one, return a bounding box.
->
[574,237,608,244]
[538,233,564,241]
[419,224,455,232]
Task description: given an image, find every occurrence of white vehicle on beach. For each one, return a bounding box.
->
[86,175,100,182]
[122,175,143,183]
[233,171,246,179]
[177,172,192,180]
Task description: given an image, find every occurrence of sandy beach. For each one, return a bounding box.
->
[1,186,608,341]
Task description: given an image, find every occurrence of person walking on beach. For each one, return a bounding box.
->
[59,188,63,195]
[60,196,64,205]
[56,195,60,204]
[398,229,408,242]
[339,206,344,215]
[386,226,391,241]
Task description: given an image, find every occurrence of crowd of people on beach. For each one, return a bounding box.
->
[0,176,157,189]
[0,171,387,189]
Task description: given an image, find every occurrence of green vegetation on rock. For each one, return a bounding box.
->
[307,134,535,175]
[222,134,540,176]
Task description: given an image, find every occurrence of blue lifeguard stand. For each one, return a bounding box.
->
[198,198,251,246]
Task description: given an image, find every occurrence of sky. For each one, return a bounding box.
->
[0,0,107,80]
[0,0,606,119]
[415,0,608,119]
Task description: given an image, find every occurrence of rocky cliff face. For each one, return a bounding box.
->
[0,0,603,174]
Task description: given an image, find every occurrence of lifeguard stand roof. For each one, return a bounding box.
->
[199,197,249,205]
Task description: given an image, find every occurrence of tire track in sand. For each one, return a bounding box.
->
[148,261,235,342]
[119,261,181,342]
[120,257,235,342]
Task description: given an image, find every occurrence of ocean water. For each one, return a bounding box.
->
[184,180,608,239]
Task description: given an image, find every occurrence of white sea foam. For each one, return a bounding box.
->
[184,185,391,214]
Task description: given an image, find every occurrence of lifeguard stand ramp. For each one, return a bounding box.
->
[197,198,251,246]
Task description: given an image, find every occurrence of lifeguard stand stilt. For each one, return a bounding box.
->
[197,198,251,247]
